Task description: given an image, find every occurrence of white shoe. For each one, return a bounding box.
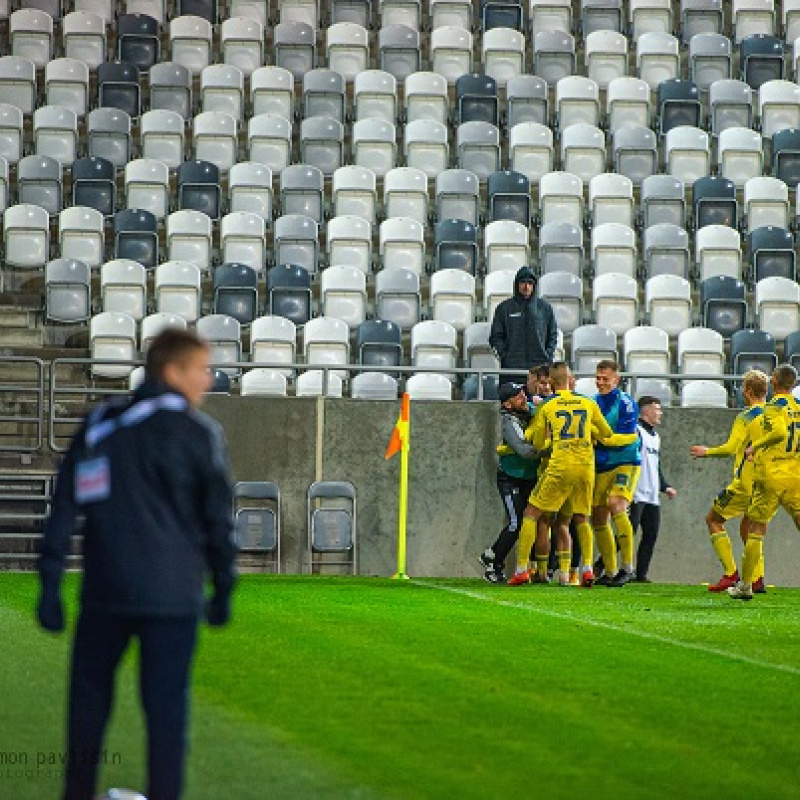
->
[727,581,754,601]
[558,570,571,586]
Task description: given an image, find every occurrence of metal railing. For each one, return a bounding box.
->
[46,355,751,450]
[0,356,45,453]
[0,473,52,531]
[49,358,143,453]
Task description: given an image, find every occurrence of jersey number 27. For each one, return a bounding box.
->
[555,409,588,440]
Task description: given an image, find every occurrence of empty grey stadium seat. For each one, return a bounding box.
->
[307,480,357,574]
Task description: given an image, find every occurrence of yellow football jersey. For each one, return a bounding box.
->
[526,390,613,469]
[751,393,800,477]
[705,402,765,489]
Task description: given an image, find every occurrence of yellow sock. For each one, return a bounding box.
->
[517,517,536,572]
[710,532,736,575]
[535,555,549,579]
[613,511,635,571]
[755,551,765,581]
[742,534,764,585]
[557,550,571,574]
[595,524,617,575]
[576,521,594,568]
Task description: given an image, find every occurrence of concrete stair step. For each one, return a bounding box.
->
[0,327,44,347]
[0,453,58,472]
[0,292,41,310]
[6,345,90,360]
[0,309,36,327]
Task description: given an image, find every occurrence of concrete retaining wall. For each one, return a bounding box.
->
[205,398,800,587]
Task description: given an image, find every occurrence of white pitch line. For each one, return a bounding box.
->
[413,581,800,677]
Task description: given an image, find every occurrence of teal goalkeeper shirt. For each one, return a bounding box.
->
[498,406,540,480]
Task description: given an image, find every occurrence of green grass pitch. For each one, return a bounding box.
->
[2,574,800,799]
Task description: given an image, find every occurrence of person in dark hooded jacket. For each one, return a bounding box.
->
[489,265,559,385]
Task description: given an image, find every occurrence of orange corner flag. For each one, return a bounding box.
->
[385,393,410,460]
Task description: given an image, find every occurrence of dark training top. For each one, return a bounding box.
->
[38,380,237,618]
[489,266,559,370]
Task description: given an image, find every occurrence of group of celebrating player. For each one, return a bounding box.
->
[692,364,800,600]
[482,359,644,590]
[481,360,800,601]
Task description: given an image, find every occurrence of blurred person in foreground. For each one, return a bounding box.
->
[37,328,237,800]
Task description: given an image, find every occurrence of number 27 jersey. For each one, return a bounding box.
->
[529,390,614,470]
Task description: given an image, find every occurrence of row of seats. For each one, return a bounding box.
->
[7,5,800,85]
[88,312,524,379]
[87,306,800,403]
[11,55,800,158]
[5,199,798,287]
[11,197,796,284]
[41,241,800,340]
[6,21,800,121]
[11,0,797,46]
[8,50,800,145]
[7,161,793,246]
[9,93,800,191]
[128,365,783,406]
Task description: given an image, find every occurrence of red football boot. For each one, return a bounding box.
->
[507,570,531,586]
[708,571,739,592]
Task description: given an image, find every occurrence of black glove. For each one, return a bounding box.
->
[205,593,231,627]
[37,588,65,633]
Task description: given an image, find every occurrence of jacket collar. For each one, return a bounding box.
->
[134,378,189,404]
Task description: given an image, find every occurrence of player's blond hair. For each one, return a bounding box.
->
[773,364,798,391]
[742,370,768,399]
[550,361,571,389]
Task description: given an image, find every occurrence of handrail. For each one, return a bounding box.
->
[48,355,750,451]
[0,356,45,453]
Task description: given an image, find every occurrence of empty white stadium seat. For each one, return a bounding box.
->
[678,327,725,375]
[624,325,671,375]
[90,311,137,378]
[405,373,453,400]
[681,380,728,407]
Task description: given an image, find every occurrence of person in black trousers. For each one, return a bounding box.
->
[37,328,237,800]
[630,395,677,582]
[479,383,540,583]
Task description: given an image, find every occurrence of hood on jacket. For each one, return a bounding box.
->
[513,266,536,299]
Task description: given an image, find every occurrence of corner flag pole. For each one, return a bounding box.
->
[385,392,411,580]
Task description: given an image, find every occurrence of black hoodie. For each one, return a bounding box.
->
[489,266,559,371]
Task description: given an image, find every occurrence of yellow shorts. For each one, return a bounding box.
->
[746,475,800,525]
[593,466,641,507]
[711,479,752,521]
[530,466,593,517]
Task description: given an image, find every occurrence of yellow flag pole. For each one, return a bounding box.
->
[393,393,411,580]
